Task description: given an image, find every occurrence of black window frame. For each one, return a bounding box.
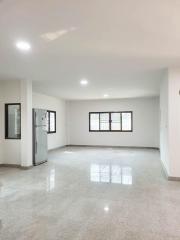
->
[47,110,56,134]
[5,103,21,139]
[89,111,133,132]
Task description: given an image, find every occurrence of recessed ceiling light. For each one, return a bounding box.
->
[104,94,109,98]
[104,206,109,212]
[16,41,31,51]
[80,79,88,86]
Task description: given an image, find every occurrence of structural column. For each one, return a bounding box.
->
[160,68,180,179]
[168,68,180,178]
[20,80,32,167]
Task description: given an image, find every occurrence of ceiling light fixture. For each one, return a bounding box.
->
[104,206,109,212]
[104,94,109,98]
[16,41,31,51]
[80,79,88,86]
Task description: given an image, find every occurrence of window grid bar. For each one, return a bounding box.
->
[109,112,111,131]
[99,113,100,131]
[120,112,122,131]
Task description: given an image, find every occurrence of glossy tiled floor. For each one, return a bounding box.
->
[0,147,180,240]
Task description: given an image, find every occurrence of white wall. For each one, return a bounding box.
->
[160,72,170,175]
[0,85,66,165]
[67,97,160,148]
[0,80,33,167]
[168,68,180,177]
[0,86,3,164]
[33,92,67,150]
[160,68,180,178]
[0,80,21,165]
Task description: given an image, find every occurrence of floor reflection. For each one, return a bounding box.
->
[90,164,132,185]
[63,151,74,154]
[46,168,55,192]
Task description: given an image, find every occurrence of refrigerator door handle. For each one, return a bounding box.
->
[34,111,37,154]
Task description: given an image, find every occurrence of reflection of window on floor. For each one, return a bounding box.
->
[90,164,132,185]
[64,151,74,154]
[47,169,55,191]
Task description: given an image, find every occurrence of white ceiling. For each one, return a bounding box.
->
[0,0,180,99]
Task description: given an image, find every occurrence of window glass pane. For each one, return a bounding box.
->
[100,113,109,130]
[6,104,21,139]
[50,112,55,132]
[90,113,99,130]
[122,112,132,131]
[111,113,121,130]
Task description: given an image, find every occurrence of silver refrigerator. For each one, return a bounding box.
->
[33,109,48,165]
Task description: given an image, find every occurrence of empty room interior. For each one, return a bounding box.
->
[0,1,180,240]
